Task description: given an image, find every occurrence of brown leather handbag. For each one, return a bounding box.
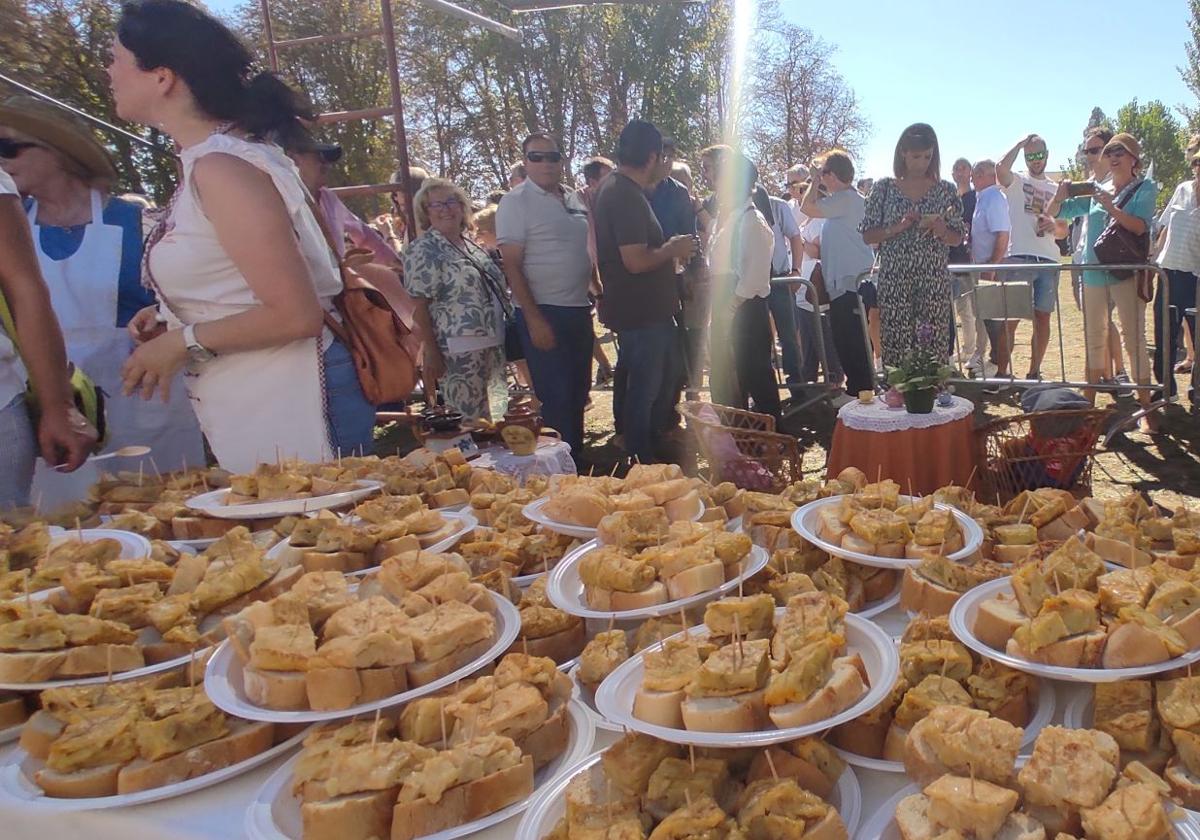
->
[308,197,417,405]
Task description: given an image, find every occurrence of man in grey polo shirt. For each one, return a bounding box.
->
[496,131,594,459]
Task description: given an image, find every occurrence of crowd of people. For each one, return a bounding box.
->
[1,0,1198,510]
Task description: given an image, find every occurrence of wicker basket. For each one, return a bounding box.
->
[679,400,804,493]
[977,408,1113,504]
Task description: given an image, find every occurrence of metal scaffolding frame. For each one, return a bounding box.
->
[256,0,521,243]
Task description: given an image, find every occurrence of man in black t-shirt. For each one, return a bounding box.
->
[593,121,698,464]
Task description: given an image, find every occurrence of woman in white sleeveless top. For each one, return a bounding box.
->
[107,0,374,471]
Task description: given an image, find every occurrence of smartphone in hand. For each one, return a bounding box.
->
[1068,181,1098,198]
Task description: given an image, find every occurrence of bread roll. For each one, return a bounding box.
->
[633,687,685,728]
[244,666,309,710]
[302,787,399,840]
[34,762,122,798]
[767,664,865,729]
[680,690,768,732]
[116,720,275,793]
[665,563,724,600]
[389,756,534,840]
[973,594,1026,651]
[1101,624,1172,669]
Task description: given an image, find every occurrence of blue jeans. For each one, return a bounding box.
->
[517,305,594,457]
[324,337,375,456]
[1006,254,1060,313]
[0,394,35,509]
[616,319,679,463]
[767,282,803,386]
[1154,268,1198,397]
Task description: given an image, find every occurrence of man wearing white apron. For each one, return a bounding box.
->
[27,189,204,510]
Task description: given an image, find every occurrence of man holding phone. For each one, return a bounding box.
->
[997,134,1063,380]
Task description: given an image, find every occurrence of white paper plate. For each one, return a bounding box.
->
[185,480,383,520]
[0,724,309,812]
[204,591,521,723]
[545,541,770,621]
[266,510,478,574]
[857,782,1200,840]
[0,719,25,745]
[521,497,704,541]
[49,528,152,560]
[950,577,1200,683]
[595,611,899,747]
[244,698,596,840]
[517,749,863,840]
[790,497,984,570]
[833,677,1057,774]
[856,574,903,619]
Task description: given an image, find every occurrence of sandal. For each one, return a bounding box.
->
[1175,359,1194,374]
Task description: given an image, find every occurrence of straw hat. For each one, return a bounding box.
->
[0,95,117,184]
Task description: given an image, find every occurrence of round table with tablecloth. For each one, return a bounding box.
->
[825,394,980,495]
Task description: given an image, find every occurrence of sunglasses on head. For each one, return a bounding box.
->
[0,138,41,159]
[1083,145,1104,156]
[1025,151,1048,162]
[526,151,562,163]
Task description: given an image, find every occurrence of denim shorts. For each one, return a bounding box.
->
[1006,254,1060,313]
[323,337,375,456]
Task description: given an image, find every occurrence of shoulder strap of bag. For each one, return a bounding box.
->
[0,293,19,357]
[1112,177,1145,211]
[448,237,514,319]
[302,191,355,346]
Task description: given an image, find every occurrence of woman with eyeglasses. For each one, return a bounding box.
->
[108,0,374,469]
[0,94,204,507]
[1051,132,1158,428]
[1151,139,1200,399]
[403,179,510,421]
[860,123,964,366]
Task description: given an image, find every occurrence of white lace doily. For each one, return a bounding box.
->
[471,439,577,483]
[837,395,974,432]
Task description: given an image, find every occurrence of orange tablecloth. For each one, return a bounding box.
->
[826,413,980,495]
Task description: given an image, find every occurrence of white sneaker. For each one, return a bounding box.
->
[982,361,999,379]
[965,354,983,372]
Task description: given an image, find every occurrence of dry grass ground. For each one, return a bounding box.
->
[580,284,1200,508]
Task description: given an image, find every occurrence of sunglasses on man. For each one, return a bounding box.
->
[0,138,41,159]
[1024,151,1048,162]
[1083,145,1104,156]
[526,151,562,163]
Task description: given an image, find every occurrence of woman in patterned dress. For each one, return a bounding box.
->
[403,179,510,421]
[860,123,964,367]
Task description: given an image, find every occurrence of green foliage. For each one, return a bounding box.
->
[1181,0,1200,132]
[0,0,178,201]
[1115,98,1187,210]
[885,323,953,393]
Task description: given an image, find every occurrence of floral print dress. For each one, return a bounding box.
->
[402,229,510,420]
[860,178,964,366]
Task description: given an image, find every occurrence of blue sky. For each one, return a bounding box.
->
[209,0,1196,179]
[780,0,1196,179]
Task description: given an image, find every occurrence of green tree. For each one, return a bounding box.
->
[0,0,177,200]
[1180,0,1200,132]
[1116,98,1187,209]
[746,21,867,185]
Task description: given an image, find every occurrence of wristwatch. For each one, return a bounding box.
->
[182,324,216,364]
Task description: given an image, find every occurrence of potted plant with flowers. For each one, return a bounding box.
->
[886,324,954,414]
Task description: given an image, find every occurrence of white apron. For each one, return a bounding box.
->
[29,190,205,512]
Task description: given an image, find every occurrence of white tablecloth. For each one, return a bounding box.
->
[0,604,1090,839]
[837,394,973,432]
